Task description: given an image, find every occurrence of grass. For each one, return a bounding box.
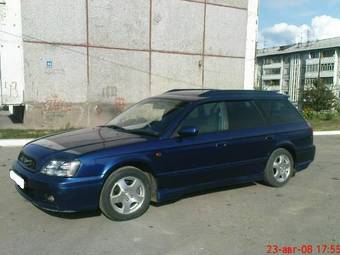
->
[307,114,340,131]
[0,129,75,139]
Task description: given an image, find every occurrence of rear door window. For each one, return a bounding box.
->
[227,101,266,130]
[255,100,303,125]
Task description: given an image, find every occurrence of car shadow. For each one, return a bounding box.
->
[151,182,258,207]
[8,114,23,124]
[40,208,102,219]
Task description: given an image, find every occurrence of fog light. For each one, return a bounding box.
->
[45,194,55,202]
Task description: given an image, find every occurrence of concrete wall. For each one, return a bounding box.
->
[18,0,257,128]
[0,0,25,105]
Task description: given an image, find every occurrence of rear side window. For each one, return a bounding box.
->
[227,101,266,130]
[255,100,303,125]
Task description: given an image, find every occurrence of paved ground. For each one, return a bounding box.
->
[0,136,339,255]
[0,111,25,129]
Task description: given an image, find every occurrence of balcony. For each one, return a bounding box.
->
[305,72,318,78]
[263,62,282,69]
[262,74,281,80]
[262,85,280,91]
[320,70,334,78]
[306,58,319,65]
[321,57,335,64]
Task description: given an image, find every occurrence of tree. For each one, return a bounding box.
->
[301,79,336,112]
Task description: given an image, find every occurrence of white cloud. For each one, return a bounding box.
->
[259,15,340,48]
[311,15,340,40]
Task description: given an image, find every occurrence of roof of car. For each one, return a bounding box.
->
[156,89,287,101]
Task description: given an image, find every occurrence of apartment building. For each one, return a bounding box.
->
[0,0,258,128]
[256,37,340,103]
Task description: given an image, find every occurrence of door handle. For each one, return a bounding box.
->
[265,135,274,141]
[216,142,228,148]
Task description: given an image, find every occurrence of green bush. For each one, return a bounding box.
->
[336,100,340,114]
[317,110,335,121]
[302,108,317,119]
[302,79,336,112]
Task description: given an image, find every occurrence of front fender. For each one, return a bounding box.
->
[98,154,156,179]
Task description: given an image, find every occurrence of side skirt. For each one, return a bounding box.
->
[156,173,264,202]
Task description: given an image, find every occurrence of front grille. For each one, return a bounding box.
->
[18,152,37,171]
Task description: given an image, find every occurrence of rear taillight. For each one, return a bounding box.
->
[307,122,313,133]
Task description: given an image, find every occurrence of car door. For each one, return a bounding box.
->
[156,101,230,188]
[217,100,275,179]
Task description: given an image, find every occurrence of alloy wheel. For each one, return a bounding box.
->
[272,154,291,183]
[110,176,146,215]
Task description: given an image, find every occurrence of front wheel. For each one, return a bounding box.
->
[264,148,294,187]
[99,166,151,221]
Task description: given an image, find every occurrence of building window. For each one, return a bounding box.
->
[305,78,317,87]
[264,80,280,86]
[322,50,335,58]
[264,68,281,75]
[264,57,281,65]
[283,57,290,64]
[321,63,334,71]
[310,51,319,59]
[306,64,319,73]
[321,77,333,86]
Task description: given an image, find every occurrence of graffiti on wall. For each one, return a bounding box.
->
[42,95,72,112]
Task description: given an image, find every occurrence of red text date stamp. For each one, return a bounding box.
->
[266,244,340,254]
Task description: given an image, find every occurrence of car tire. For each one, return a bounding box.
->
[264,148,294,187]
[99,166,151,221]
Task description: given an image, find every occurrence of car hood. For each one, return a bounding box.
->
[26,127,150,156]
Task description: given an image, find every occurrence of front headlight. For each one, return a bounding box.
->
[41,160,81,177]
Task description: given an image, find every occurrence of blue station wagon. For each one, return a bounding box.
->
[10,90,316,221]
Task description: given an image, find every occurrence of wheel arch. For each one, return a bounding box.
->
[273,142,297,167]
[104,159,159,202]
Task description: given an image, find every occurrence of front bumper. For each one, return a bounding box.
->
[11,160,104,212]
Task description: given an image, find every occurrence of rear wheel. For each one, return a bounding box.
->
[264,148,294,187]
[99,166,151,221]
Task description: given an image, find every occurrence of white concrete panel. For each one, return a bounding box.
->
[152,0,204,53]
[151,53,203,95]
[0,0,25,105]
[205,5,247,57]
[204,56,245,89]
[207,0,248,9]
[88,48,150,103]
[89,0,149,50]
[23,43,87,103]
[244,0,258,89]
[21,0,86,44]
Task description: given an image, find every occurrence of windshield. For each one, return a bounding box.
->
[106,98,188,136]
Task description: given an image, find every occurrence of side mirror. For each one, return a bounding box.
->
[178,126,199,137]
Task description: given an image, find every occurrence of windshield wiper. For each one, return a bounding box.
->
[100,125,128,132]
[129,129,160,137]
[100,125,159,137]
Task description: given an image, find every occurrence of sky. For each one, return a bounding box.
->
[258,0,340,48]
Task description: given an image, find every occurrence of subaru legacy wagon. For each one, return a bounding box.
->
[10,90,315,221]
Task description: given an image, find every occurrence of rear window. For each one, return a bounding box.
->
[227,101,266,130]
[255,100,303,125]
